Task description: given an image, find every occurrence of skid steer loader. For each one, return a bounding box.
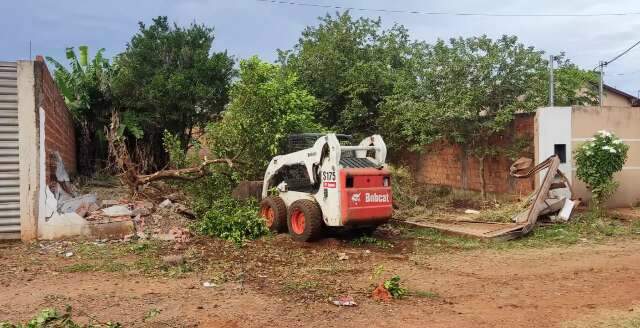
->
[259,133,393,241]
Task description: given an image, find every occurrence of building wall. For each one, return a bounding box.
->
[402,114,535,196]
[603,90,633,107]
[33,56,76,183]
[571,106,640,207]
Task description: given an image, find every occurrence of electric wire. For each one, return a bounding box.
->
[255,0,640,17]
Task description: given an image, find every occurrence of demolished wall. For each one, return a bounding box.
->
[34,56,77,183]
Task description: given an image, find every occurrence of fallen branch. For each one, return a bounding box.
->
[107,111,238,196]
[136,158,234,184]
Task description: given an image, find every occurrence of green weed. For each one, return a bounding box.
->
[351,236,393,249]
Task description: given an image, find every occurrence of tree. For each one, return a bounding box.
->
[278,12,425,135]
[552,54,599,106]
[380,35,549,198]
[47,46,113,175]
[111,16,235,171]
[206,56,321,178]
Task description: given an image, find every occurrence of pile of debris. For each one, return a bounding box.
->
[402,155,579,240]
[41,152,195,241]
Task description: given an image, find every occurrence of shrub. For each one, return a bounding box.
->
[383,275,407,299]
[574,130,629,212]
[194,196,269,246]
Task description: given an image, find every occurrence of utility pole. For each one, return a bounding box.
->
[599,61,605,106]
[549,55,555,107]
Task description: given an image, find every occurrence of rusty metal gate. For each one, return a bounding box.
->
[0,61,21,240]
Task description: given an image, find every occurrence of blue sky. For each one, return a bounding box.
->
[2,0,640,95]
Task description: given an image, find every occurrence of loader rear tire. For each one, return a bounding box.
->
[260,196,287,233]
[287,199,324,242]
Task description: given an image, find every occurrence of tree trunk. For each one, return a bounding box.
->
[460,147,469,190]
[478,156,486,199]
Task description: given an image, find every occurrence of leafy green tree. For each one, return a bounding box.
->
[380,35,548,197]
[552,54,599,106]
[380,36,598,197]
[278,12,425,135]
[111,16,235,171]
[47,46,113,175]
[207,56,321,178]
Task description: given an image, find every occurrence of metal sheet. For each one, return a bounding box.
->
[0,63,20,239]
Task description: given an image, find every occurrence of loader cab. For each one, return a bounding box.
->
[277,133,355,193]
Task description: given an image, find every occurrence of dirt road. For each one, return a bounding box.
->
[2,237,640,327]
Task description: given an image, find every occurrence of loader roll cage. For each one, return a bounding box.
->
[261,133,388,199]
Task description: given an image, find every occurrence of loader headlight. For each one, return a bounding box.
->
[383,176,390,187]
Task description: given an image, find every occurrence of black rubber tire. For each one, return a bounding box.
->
[287,199,324,242]
[260,196,288,233]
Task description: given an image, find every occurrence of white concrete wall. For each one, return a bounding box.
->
[536,107,573,183]
[17,61,39,241]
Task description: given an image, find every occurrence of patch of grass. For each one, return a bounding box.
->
[476,201,527,223]
[351,236,393,249]
[407,227,484,254]
[563,307,640,328]
[143,308,161,322]
[406,213,640,254]
[63,262,96,273]
[282,280,320,292]
[412,290,440,299]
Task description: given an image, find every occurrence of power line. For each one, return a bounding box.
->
[255,0,640,17]
[592,40,640,70]
[604,40,640,66]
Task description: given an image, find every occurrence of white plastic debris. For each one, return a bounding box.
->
[202,281,217,288]
[464,209,481,215]
[64,251,74,258]
[558,199,576,221]
[102,205,133,217]
[337,252,349,261]
[331,295,357,307]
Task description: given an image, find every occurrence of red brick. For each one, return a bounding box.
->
[35,56,77,183]
[400,114,535,195]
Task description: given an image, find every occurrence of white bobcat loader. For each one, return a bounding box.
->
[259,133,393,241]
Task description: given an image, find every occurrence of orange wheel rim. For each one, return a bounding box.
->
[260,206,275,227]
[291,209,305,235]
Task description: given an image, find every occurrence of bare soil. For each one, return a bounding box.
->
[2,230,640,327]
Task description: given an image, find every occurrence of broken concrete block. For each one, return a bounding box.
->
[102,205,133,217]
[159,199,173,208]
[60,193,97,214]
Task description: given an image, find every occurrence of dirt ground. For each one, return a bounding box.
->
[2,225,640,327]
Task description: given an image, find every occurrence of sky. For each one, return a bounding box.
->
[2,0,640,95]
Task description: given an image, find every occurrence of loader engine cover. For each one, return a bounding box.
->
[339,168,393,225]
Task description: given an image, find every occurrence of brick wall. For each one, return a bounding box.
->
[34,56,77,183]
[401,114,535,196]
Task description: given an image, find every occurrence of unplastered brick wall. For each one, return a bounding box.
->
[34,56,77,183]
[400,114,535,196]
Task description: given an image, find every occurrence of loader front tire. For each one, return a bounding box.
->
[287,199,324,242]
[260,196,287,233]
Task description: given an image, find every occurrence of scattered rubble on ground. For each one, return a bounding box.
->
[40,151,196,243]
[331,295,357,307]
